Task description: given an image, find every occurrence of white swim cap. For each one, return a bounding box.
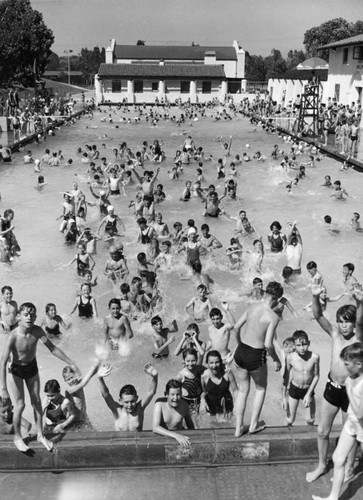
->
[188,227,197,235]
[35,159,40,164]
[107,205,114,212]
[99,190,106,196]
[245,144,250,148]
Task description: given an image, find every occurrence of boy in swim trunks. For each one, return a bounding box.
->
[306,285,363,483]
[233,281,283,437]
[98,363,158,431]
[205,304,235,361]
[0,285,18,332]
[104,298,133,350]
[151,316,178,359]
[284,330,319,426]
[185,284,213,323]
[0,302,79,452]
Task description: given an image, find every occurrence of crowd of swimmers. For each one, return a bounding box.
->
[0,98,363,500]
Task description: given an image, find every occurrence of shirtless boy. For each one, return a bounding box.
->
[286,221,303,274]
[0,286,18,332]
[104,298,133,350]
[0,302,79,452]
[153,379,194,446]
[98,364,158,431]
[185,284,212,323]
[284,330,320,426]
[233,281,283,437]
[306,286,363,483]
[151,316,178,359]
[206,304,235,361]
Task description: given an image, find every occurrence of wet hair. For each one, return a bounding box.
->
[292,330,309,344]
[336,304,356,323]
[253,277,263,285]
[137,252,147,263]
[206,350,223,364]
[324,215,332,223]
[353,212,360,220]
[62,366,76,379]
[108,298,121,308]
[270,221,282,231]
[282,266,293,279]
[306,261,317,270]
[265,282,283,299]
[197,284,207,292]
[131,276,142,285]
[80,283,91,292]
[120,283,130,294]
[182,347,198,360]
[340,342,363,363]
[4,209,14,218]
[119,384,137,399]
[44,379,61,393]
[151,315,162,326]
[165,379,182,395]
[343,263,355,273]
[201,224,209,231]
[137,217,147,226]
[186,323,199,334]
[19,302,36,314]
[1,286,12,294]
[209,307,222,318]
[162,240,171,247]
[334,180,341,186]
[45,303,56,313]
[187,219,195,228]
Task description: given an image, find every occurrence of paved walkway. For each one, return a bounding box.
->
[1,462,362,500]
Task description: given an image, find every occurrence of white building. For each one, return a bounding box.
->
[268,34,363,112]
[95,40,246,104]
[319,34,363,106]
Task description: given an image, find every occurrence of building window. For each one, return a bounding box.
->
[353,46,363,60]
[334,84,340,102]
[180,81,190,93]
[112,80,122,92]
[151,82,158,92]
[202,81,212,93]
[343,48,349,64]
[134,80,143,93]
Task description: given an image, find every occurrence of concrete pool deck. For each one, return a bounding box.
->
[0,425,345,471]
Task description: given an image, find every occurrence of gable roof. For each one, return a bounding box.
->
[319,34,363,50]
[114,45,236,61]
[98,63,226,79]
[273,68,328,81]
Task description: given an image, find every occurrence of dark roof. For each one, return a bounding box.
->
[273,68,328,82]
[319,34,363,50]
[44,70,83,76]
[114,45,236,61]
[98,63,226,79]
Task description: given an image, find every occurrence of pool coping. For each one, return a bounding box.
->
[0,425,348,471]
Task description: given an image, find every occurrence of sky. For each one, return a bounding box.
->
[31,0,362,57]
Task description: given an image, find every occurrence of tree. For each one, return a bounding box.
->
[245,53,268,82]
[304,18,363,59]
[46,52,60,71]
[286,50,306,71]
[0,0,54,87]
[78,46,105,84]
[264,49,287,79]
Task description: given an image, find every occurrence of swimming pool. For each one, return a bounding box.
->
[1,106,362,431]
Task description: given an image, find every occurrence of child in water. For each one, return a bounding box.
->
[41,303,69,338]
[70,283,98,319]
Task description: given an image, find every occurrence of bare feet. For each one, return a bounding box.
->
[306,419,315,426]
[37,435,54,452]
[249,423,266,434]
[306,465,327,483]
[234,426,245,438]
[14,437,30,452]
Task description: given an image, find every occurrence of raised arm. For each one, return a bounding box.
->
[66,359,101,395]
[98,375,119,418]
[354,288,363,341]
[312,285,333,335]
[42,335,80,375]
[140,364,158,409]
[131,167,143,184]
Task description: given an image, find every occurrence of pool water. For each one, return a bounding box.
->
[1,106,362,431]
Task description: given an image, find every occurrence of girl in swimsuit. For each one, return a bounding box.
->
[41,303,69,338]
[268,221,286,253]
[201,350,237,418]
[70,283,98,318]
[43,379,76,433]
[176,348,205,414]
[67,243,95,277]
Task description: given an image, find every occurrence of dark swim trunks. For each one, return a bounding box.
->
[289,383,313,401]
[323,373,349,412]
[9,357,38,380]
[234,342,267,372]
